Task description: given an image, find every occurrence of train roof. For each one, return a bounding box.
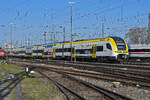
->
[24,36,125,48]
[74,37,120,42]
[110,36,124,40]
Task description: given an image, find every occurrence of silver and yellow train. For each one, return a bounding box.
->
[8,37,129,61]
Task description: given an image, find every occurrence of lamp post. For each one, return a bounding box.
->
[69,1,75,62]
[9,22,14,54]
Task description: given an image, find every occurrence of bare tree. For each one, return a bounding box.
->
[125,27,148,44]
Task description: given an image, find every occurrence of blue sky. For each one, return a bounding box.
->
[0,0,149,47]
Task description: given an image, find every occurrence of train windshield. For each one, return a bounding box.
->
[111,37,126,50]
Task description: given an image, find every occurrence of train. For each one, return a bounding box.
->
[7,36,129,61]
[0,48,5,59]
[128,44,150,60]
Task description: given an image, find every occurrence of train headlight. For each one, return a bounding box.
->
[116,51,128,53]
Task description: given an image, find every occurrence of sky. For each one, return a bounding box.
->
[0,0,150,47]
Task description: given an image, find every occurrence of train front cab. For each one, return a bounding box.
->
[110,37,129,61]
[0,49,5,59]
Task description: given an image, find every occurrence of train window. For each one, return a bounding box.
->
[56,49,62,52]
[61,48,71,52]
[37,50,42,53]
[129,49,150,52]
[63,48,66,52]
[33,50,43,53]
[76,49,92,54]
[64,48,66,52]
[19,51,25,53]
[117,45,126,50]
[62,48,64,52]
[26,53,32,55]
[56,49,59,52]
[96,46,103,51]
[67,48,71,52]
[85,49,92,54]
[106,43,112,50]
[33,50,36,53]
[76,49,84,54]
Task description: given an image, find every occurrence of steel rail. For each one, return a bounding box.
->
[37,70,86,100]
[37,67,134,100]
[0,77,24,98]
[37,66,150,88]
[0,73,25,93]
[0,71,25,85]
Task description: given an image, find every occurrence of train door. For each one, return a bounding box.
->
[31,49,34,58]
[92,45,96,58]
[42,48,44,58]
[72,47,75,58]
[49,48,53,58]
[25,49,27,57]
[53,48,56,58]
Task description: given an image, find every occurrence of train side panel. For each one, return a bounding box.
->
[129,44,150,59]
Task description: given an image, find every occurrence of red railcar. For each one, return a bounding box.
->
[0,48,5,59]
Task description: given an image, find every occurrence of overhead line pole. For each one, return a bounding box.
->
[102,22,104,38]
[10,23,13,53]
[51,24,55,46]
[63,27,66,44]
[71,5,73,62]
[63,26,65,58]
[51,13,55,45]
[53,25,55,45]
[43,31,47,44]
[69,2,74,62]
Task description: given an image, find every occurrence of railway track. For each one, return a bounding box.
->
[38,71,86,100]
[19,58,150,70]
[9,58,150,72]
[0,71,25,99]
[40,58,150,69]
[31,64,150,88]
[36,67,134,100]
[8,58,150,88]
[48,66,150,87]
